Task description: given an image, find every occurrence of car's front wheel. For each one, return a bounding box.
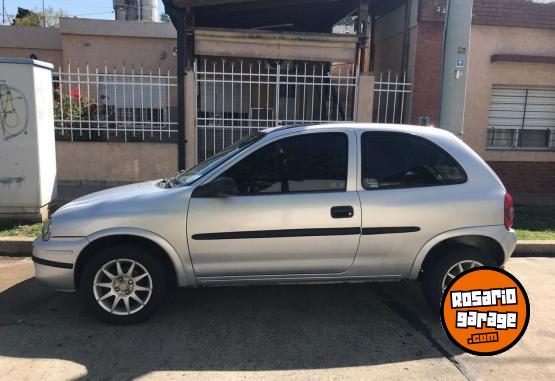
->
[80,245,167,324]
[422,247,496,311]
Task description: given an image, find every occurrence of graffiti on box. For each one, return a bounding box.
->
[0,83,28,141]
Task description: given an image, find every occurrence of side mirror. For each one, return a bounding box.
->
[192,176,238,198]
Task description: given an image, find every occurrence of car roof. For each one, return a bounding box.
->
[263,123,454,138]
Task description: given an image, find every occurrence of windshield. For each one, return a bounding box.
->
[175,131,266,186]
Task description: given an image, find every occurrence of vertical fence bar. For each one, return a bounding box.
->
[105,62,110,140]
[294,65,298,124]
[335,67,341,122]
[384,71,391,124]
[77,64,82,137]
[310,65,315,122]
[131,66,136,138]
[319,64,324,122]
[214,61,217,159]
[275,62,281,127]
[58,65,64,137]
[112,65,118,138]
[376,72,382,123]
[122,64,128,142]
[239,61,243,133]
[392,73,398,124]
[328,68,333,121]
[149,67,154,138]
[285,64,289,124]
[68,61,74,141]
[140,65,145,141]
[167,68,171,138]
[353,65,360,122]
[231,62,235,142]
[344,68,350,122]
[400,71,406,124]
[158,66,163,141]
[95,65,100,136]
[85,63,91,139]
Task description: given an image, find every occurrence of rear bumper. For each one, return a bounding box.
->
[502,228,518,263]
[32,237,87,292]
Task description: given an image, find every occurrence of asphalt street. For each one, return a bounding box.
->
[0,257,553,381]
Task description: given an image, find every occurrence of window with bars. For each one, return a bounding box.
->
[486,86,555,149]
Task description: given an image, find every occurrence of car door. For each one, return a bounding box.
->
[355,131,469,277]
[187,129,361,277]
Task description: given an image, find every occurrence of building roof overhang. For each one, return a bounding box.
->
[164,0,363,33]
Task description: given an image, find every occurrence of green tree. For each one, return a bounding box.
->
[12,6,67,28]
[160,13,171,23]
[12,7,41,26]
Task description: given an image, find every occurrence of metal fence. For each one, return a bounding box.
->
[195,58,359,162]
[53,63,178,142]
[374,71,411,124]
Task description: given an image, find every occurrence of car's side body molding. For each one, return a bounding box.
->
[191,226,421,241]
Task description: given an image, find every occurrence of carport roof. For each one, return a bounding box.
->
[163,0,400,33]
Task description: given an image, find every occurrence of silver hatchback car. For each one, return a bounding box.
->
[33,124,517,324]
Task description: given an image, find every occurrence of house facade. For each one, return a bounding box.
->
[0,0,553,204]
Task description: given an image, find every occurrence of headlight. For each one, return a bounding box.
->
[42,219,52,241]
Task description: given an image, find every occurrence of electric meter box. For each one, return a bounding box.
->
[0,58,57,221]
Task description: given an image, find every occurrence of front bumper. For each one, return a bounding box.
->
[32,237,88,292]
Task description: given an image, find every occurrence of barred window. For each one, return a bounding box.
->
[487,86,555,149]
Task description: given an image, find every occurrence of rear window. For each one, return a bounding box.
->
[361,132,467,190]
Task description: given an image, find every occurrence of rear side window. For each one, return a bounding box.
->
[361,132,467,190]
[222,132,348,195]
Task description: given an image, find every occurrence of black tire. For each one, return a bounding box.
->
[421,247,496,311]
[80,245,167,325]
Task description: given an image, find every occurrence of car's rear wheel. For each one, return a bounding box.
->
[80,245,167,324]
[422,247,496,311]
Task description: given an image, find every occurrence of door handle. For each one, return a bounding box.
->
[331,206,354,219]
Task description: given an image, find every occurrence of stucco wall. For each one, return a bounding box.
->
[0,47,62,68]
[56,142,178,182]
[463,25,555,162]
[60,35,176,72]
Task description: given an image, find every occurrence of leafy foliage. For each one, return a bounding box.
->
[12,6,68,28]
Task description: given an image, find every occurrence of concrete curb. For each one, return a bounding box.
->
[513,240,555,258]
[1,237,554,258]
[0,237,35,257]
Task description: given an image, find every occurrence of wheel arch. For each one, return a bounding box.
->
[410,228,508,280]
[74,228,192,289]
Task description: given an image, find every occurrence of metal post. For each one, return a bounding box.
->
[175,12,187,170]
[439,0,473,137]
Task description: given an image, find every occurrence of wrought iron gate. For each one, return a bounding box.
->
[195,58,358,162]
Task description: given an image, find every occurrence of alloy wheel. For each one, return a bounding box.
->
[93,259,153,316]
[441,260,484,292]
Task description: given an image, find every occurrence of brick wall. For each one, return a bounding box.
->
[419,0,447,23]
[410,22,444,125]
[488,161,555,195]
[473,0,555,30]
[410,0,555,126]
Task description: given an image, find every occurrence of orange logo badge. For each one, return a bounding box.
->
[441,267,529,356]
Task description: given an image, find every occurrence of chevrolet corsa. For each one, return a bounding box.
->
[33,124,517,324]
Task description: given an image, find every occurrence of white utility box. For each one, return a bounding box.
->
[0,58,57,221]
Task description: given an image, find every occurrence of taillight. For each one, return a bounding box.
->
[504,192,514,230]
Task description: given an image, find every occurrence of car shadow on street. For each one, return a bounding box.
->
[0,278,462,379]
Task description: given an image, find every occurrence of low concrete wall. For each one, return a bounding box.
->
[56,142,178,182]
